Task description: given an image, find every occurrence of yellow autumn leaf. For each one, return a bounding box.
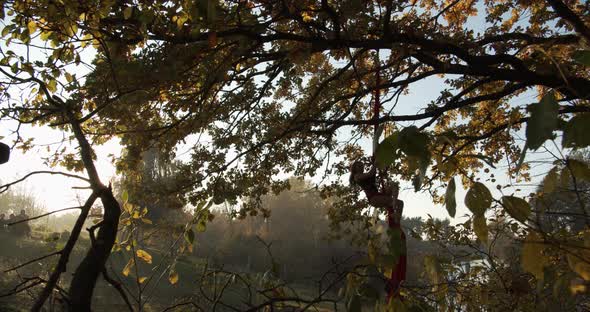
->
[138,277,147,284]
[141,218,153,224]
[122,258,134,276]
[27,20,37,34]
[136,249,152,264]
[570,282,586,295]
[522,231,548,280]
[301,12,312,22]
[169,271,179,285]
[40,31,52,41]
[47,79,57,93]
[132,211,140,219]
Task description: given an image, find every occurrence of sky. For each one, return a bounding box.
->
[0,3,563,224]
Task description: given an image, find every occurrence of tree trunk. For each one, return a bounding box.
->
[68,188,121,311]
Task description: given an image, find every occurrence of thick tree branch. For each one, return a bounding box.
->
[547,0,590,42]
[309,82,531,127]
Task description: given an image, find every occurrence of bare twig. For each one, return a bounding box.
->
[0,171,90,194]
[4,251,61,273]
[7,206,82,226]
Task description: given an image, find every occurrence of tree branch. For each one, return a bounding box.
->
[0,171,90,194]
[7,206,82,226]
[547,0,590,42]
[4,251,62,273]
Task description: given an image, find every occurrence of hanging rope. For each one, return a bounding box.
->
[372,55,382,156]
[372,51,407,302]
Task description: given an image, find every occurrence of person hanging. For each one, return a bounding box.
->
[348,50,407,301]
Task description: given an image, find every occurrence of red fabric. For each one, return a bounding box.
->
[386,206,406,301]
[373,53,405,301]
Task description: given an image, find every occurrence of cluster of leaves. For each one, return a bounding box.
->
[115,189,214,287]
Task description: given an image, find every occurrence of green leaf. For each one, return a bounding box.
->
[184,228,195,245]
[501,196,531,223]
[375,133,399,169]
[376,127,431,176]
[563,114,590,149]
[122,190,129,203]
[573,50,590,66]
[464,182,492,216]
[473,214,488,243]
[412,173,423,192]
[560,165,572,188]
[195,200,207,213]
[2,26,11,37]
[568,159,590,182]
[445,178,456,218]
[123,7,133,20]
[196,220,206,232]
[399,126,431,189]
[543,166,559,194]
[47,79,57,93]
[526,92,559,150]
[399,127,428,155]
[39,31,52,41]
[522,231,548,281]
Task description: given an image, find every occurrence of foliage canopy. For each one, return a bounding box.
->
[1,0,590,310]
